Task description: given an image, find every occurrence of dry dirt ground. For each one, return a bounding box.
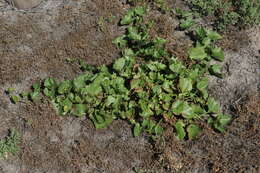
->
[0,0,259,173]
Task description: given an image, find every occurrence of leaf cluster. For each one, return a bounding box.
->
[188,26,225,78]
[176,8,195,30]
[185,0,260,30]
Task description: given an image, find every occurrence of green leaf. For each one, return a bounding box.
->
[154,124,163,136]
[174,120,186,140]
[51,100,63,115]
[30,91,40,102]
[153,37,167,47]
[127,26,142,41]
[72,104,87,117]
[112,35,127,48]
[169,60,183,74]
[188,46,207,60]
[83,83,102,96]
[133,6,146,16]
[217,114,231,126]
[211,47,224,61]
[176,8,193,18]
[191,104,206,117]
[196,78,208,91]
[73,75,86,91]
[58,81,72,95]
[95,114,105,124]
[179,78,192,93]
[207,97,220,113]
[43,88,55,99]
[206,30,222,41]
[10,95,20,104]
[207,117,214,125]
[201,89,209,99]
[142,119,149,128]
[172,100,184,115]
[140,107,154,118]
[209,64,223,78]
[123,48,135,58]
[130,78,143,90]
[20,92,29,99]
[91,112,114,129]
[202,37,211,46]
[6,88,15,94]
[172,101,194,118]
[181,104,194,119]
[120,10,134,25]
[213,114,232,132]
[113,58,126,72]
[32,82,41,92]
[62,99,73,114]
[44,78,56,89]
[195,27,207,41]
[133,123,142,137]
[162,80,172,93]
[187,124,201,140]
[75,95,84,103]
[180,17,194,29]
[120,15,132,25]
[143,119,157,134]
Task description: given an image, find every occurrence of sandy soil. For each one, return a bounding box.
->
[0,0,259,172]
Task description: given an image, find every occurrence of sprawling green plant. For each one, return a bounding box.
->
[175,8,196,30]
[185,0,260,30]
[14,7,231,140]
[0,129,20,158]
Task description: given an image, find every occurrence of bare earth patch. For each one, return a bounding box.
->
[0,0,259,172]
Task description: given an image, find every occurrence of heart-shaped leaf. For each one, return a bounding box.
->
[169,60,183,74]
[179,78,193,93]
[213,114,232,132]
[196,78,208,91]
[211,47,224,61]
[174,120,186,140]
[172,100,194,118]
[127,26,142,41]
[180,17,194,29]
[10,95,20,104]
[154,124,163,136]
[187,124,201,140]
[206,30,222,41]
[195,27,207,41]
[72,104,87,117]
[44,78,56,89]
[207,97,220,113]
[133,6,146,16]
[188,46,207,60]
[113,58,126,72]
[120,10,134,25]
[172,100,185,115]
[58,81,72,95]
[209,64,223,78]
[133,123,142,137]
[112,36,127,48]
[191,104,206,117]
